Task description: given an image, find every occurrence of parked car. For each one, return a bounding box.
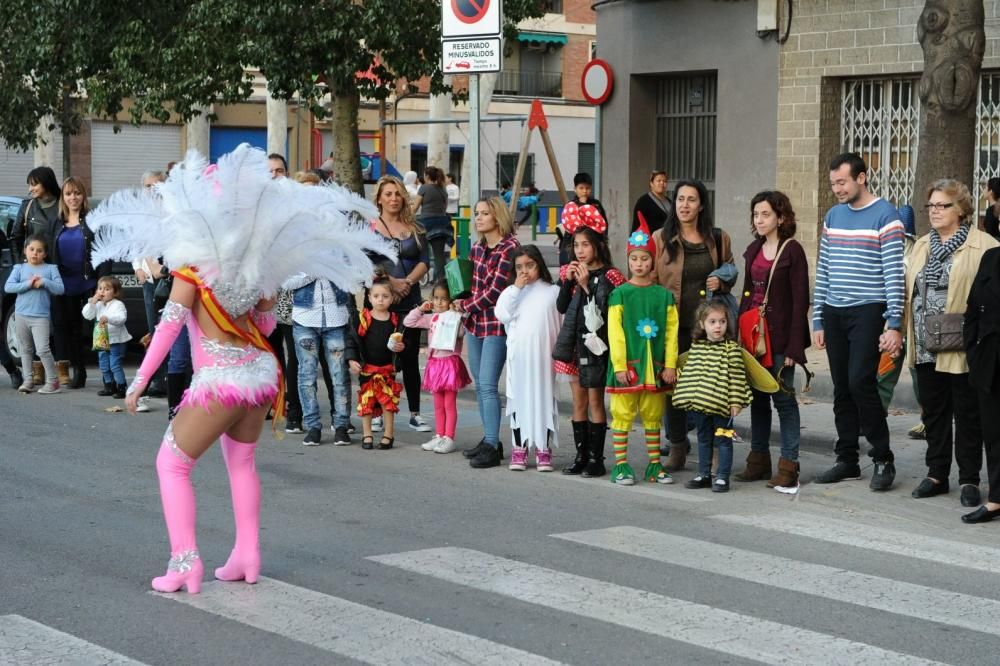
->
[0,206,149,361]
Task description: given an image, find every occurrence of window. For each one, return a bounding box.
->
[497,153,534,189]
[975,72,1000,215]
[541,0,563,13]
[841,77,920,207]
[577,143,595,179]
[656,74,717,200]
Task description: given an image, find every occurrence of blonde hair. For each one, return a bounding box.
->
[475,196,515,240]
[59,177,90,219]
[294,171,321,185]
[926,178,975,223]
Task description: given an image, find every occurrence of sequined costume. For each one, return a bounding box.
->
[87,144,395,594]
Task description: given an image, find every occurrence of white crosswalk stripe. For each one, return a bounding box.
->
[553,525,1000,635]
[369,546,949,666]
[163,577,564,666]
[0,614,148,665]
[553,473,714,502]
[714,512,1000,575]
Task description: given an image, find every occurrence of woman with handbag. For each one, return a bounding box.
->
[734,191,810,489]
[651,178,736,471]
[905,179,997,505]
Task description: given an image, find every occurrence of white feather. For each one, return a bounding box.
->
[89,143,396,303]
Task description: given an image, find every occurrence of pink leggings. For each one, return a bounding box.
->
[433,390,458,438]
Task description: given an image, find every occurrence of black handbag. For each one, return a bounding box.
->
[921,271,964,353]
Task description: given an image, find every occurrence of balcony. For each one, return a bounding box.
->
[495,69,563,99]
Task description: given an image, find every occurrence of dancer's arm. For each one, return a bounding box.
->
[125,279,196,407]
[250,297,277,336]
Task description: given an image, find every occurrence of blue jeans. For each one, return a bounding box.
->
[167,325,191,374]
[99,342,127,385]
[749,354,800,461]
[293,324,350,430]
[695,413,734,480]
[465,334,507,446]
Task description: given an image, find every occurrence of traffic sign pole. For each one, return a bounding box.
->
[470,74,480,204]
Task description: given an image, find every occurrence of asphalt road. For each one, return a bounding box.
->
[2,381,998,665]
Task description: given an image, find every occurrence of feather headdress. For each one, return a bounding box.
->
[89,144,395,315]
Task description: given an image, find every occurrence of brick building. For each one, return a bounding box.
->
[598,0,1000,271]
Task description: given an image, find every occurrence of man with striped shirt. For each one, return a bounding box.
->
[813,153,905,491]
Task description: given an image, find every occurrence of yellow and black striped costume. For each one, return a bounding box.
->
[672,339,752,417]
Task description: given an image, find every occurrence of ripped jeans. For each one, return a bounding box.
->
[293,324,350,431]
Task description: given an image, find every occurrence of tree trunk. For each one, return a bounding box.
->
[912,1,985,234]
[331,83,364,195]
[427,83,452,174]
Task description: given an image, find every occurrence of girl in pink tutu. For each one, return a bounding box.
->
[404,279,472,453]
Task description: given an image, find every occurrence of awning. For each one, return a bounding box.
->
[517,31,567,46]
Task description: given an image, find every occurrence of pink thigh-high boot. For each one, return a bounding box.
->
[214,434,261,583]
[152,423,203,593]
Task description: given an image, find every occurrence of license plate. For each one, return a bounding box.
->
[117,274,142,288]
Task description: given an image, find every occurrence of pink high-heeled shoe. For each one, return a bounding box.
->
[152,550,203,593]
[214,550,260,584]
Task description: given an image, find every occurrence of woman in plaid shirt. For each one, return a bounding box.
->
[453,196,521,468]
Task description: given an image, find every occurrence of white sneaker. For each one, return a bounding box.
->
[433,436,456,454]
[421,435,443,451]
[37,383,62,394]
[135,397,151,413]
[371,415,383,432]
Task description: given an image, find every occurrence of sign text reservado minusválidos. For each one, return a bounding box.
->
[447,42,496,56]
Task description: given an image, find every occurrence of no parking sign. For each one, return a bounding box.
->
[442,0,502,38]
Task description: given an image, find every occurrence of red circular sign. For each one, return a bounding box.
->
[451,0,490,24]
[581,59,614,106]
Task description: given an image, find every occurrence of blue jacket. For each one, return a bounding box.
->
[292,279,350,308]
[4,263,65,317]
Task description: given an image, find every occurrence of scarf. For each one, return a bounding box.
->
[925,224,969,289]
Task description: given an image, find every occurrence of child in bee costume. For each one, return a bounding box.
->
[605,214,680,486]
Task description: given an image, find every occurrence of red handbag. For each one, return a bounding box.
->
[738,241,788,368]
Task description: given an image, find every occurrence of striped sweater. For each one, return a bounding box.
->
[812,198,905,331]
[672,339,752,417]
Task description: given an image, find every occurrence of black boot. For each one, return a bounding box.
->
[562,420,590,475]
[583,422,607,478]
[69,363,87,389]
[97,382,116,397]
[113,383,127,399]
[3,360,22,389]
[469,442,502,468]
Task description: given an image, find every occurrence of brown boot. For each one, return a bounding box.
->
[767,457,800,488]
[734,450,773,482]
[32,361,45,386]
[56,360,71,387]
[663,441,688,472]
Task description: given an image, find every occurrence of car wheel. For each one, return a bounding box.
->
[2,306,18,361]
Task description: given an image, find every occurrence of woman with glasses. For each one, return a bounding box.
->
[733,190,810,490]
[904,179,997,506]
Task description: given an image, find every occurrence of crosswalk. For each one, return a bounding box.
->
[6,510,998,665]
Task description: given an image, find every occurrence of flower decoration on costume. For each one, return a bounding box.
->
[636,318,659,339]
[560,201,607,234]
[627,212,657,256]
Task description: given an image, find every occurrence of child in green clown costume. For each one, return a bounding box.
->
[605,213,680,485]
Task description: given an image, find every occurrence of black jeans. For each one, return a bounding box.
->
[51,292,91,366]
[979,387,1000,504]
[915,364,983,485]
[429,238,450,282]
[823,303,892,463]
[269,323,301,421]
[399,325,422,414]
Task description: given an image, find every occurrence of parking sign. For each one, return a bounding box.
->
[442,0,501,38]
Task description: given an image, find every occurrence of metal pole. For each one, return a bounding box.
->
[594,105,602,198]
[470,73,481,202]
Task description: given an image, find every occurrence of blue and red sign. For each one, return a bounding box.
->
[452,0,489,24]
[442,0,501,38]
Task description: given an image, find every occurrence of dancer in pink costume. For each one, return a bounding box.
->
[89,145,393,593]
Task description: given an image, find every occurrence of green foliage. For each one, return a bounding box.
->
[0,0,543,176]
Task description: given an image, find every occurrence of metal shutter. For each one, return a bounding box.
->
[577,143,595,179]
[0,141,64,195]
[91,122,182,197]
